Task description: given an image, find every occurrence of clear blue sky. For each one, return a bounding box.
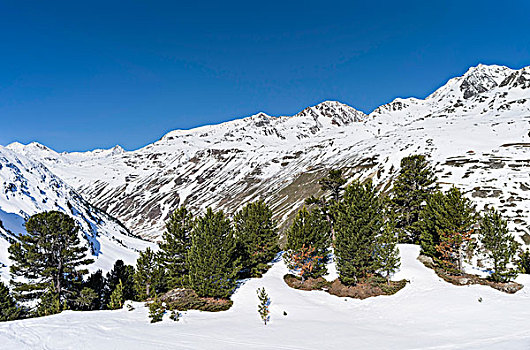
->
[1,0,529,152]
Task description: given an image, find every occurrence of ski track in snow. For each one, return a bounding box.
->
[1,245,529,350]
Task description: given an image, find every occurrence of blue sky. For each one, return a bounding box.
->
[1,0,529,152]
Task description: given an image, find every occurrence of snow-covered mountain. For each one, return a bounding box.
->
[0,147,154,282]
[6,64,530,247]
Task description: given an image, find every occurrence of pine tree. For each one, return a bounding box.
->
[287,245,324,282]
[134,248,165,300]
[318,169,347,202]
[256,287,270,325]
[106,260,135,303]
[187,208,240,298]
[419,187,477,258]
[0,281,20,321]
[436,229,473,274]
[35,285,61,317]
[285,207,331,279]
[84,270,106,310]
[234,200,278,277]
[334,180,383,285]
[376,221,401,284]
[479,208,520,282]
[148,296,165,323]
[518,249,530,274]
[306,169,346,241]
[158,206,193,289]
[391,155,437,243]
[73,287,98,311]
[107,279,124,310]
[9,211,94,311]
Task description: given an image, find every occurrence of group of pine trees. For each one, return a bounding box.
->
[1,154,528,322]
[391,155,522,282]
[1,201,279,320]
[285,170,400,285]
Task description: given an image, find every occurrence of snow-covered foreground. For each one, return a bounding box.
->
[1,245,529,350]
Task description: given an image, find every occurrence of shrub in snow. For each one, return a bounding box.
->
[256,287,270,325]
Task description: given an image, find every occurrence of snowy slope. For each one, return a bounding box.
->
[0,146,154,282]
[7,64,530,245]
[0,245,529,350]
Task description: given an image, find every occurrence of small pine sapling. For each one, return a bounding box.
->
[256,287,270,325]
[169,310,182,322]
[148,296,165,323]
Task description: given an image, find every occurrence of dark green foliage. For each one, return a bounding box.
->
[306,169,347,241]
[0,281,21,321]
[84,270,106,310]
[158,207,193,289]
[518,249,530,274]
[334,180,384,285]
[35,287,61,317]
[285,206,331,278]
[187,208,240,298]
[318,169,347,202]
[148,296,165,323]
[419,187,477,258]
[479,209,520,282]
[376,220,401,283]
[107,279,124,310]
[9,211,93,312]
[256,287,270,325]
[391,154,437,243]
[134,248,166,300]
[234,200,278,277]
[106,260,136,302]
[169,310,182,321]
[73,287,98,311]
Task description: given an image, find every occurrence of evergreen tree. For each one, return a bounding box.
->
[518,249,530,274]
[106,260,135,303]
[0,281,21,321]
[334,180,383,285]
[35,285,61,317]
[306,169,346,241]
[73,287,98,311]
[234,200,278,277]
[285,206,331,278]
[158,206,193,289]
[84,270,106,310]
[256,287,270,325]
[9,211,93,311]
[436,229,473,274]
[148,295,165,323]
[107,279,124,310]
[376,221,401,284]
[391,154,437,243]
[479,209,520,282]
[318,169,347,202]
[187,208,240,298]
[419,187,477,258]
[134,248,165,300]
